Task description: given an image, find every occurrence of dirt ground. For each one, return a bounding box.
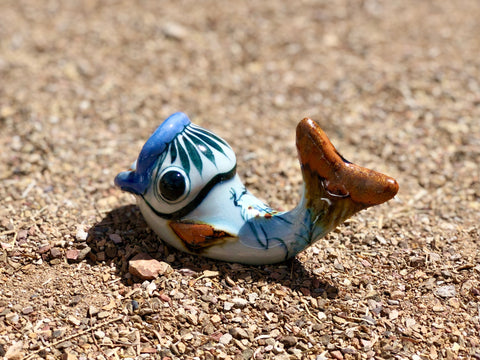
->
[1,0,479,359]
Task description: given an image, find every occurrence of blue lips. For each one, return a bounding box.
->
[114,112,191,195]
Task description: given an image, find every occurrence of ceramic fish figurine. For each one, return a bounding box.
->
[115,112,398,264]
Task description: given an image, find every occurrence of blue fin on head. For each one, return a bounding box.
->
[114,112,191,195]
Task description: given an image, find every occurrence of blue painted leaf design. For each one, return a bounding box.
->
[176,138,190,175]
[170,141,177,164]
[187,131,217,165]
[197,127,229,147]
[183,137,203,175]
[189,128,227,156]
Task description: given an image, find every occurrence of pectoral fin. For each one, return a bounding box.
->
[169,221,235,252]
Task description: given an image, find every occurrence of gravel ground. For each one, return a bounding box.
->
[1,0,479,359]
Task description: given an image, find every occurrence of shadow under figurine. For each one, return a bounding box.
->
[115,112,399,264]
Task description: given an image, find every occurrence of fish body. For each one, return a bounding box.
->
[115,112,398,264]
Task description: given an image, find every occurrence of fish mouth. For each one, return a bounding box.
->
[114,172,141,196]
[296,118,399,209]
[114,160,143,194]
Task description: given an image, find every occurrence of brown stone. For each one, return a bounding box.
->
[50,247,62,259]
[331,350,344,360]
[65,249,79,261]
[37,245,52,254]
[128,253,172,280]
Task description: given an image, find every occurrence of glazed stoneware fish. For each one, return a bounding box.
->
[115,112,398,264]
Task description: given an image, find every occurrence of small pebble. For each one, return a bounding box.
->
[88,305,99,317]
[317,311,327,320]
[270,329,281,338]
[146,282,157,295]
[65,249,79,261]
[162,22,188,40]
[94,330,105,339]
[70,295,82,306]
[389,310,399,320]
[330,350,344,360]
[97,311,110,319]
[129,253,172,280]
[108,233,122,244]
[203,270,219,277]
[76,227,89,241]
[242,348,254,360]
[68,315,81,326]
[21,306,34,315]
[273,342,284,354]
[248,293,258,303]
[280,335,297,347]
[159,293,171,302]
[333,316,347,324]
[229,327,249,339]
[52,329,64,338]
[37,245,52,254]
[232,298,248,309]
[362,315,376,325]
[177,342,186,354]
[96,251,106,262]
[390,290,405,300]
[5,312,19,324]
[56,341,74,349]
[435,285,456,298]
[219,333,233,345]
[224,301,234,311]
[201,294,217,304]
[77,246,91,260]
[50,247,62,259]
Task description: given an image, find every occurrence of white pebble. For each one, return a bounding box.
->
[219,333,233,345]
[94,330,105,339]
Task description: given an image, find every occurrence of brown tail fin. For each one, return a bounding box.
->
[296,118,399,213]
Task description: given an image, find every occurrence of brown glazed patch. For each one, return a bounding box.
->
[169,221,234,252]
[296,118,399,208]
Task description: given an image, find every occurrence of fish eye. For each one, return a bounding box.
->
[156,167,190,203]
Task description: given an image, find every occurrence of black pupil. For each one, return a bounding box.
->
[159,171,186,201]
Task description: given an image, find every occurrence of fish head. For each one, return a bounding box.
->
[115,112,237,219]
